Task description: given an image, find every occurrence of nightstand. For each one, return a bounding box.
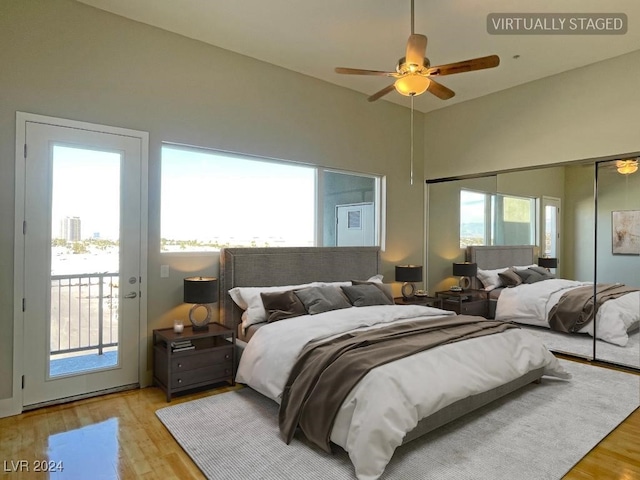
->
[153,323,235,402]
[435,289,489,317]
[394,296,443,309]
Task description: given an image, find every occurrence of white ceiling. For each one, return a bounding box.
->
[77,0,640,113]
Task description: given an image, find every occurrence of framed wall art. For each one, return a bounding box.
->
[612,210,640,255]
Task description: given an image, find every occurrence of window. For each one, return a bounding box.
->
[460,190,489,248]
[460,189,536,248]
[161,145,383,252]
[493,194,536,246]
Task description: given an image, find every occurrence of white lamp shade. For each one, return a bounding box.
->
[394,75,430,96]
[616,159,638,175]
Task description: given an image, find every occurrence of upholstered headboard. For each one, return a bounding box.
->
[219,247,382,329]
[466,245,536,289]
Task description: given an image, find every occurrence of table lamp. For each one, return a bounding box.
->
[395,265,423,299]
[452,262,477,290]
[183,276,218,330]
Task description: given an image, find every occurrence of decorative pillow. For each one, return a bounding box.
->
[351,279,393,302]
[476,267,509,291]
[498,269,522,287]
[514,269,546,284]
[514,268,536,283]
[528,266,556,279]
[229,282,318,328]
[294,286,352,315]
[341,284,393,307]
[260,290,307,323]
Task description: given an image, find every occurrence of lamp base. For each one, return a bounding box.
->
[458,276,471,290]
[188,303,213,330]
[401,282,416,299]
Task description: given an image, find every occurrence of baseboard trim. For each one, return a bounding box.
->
[23,383,140,412]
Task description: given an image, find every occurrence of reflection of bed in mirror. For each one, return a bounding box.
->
[220,246,568,479]
[467,245,640,368]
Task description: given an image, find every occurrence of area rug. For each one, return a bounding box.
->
[156,360,639,480]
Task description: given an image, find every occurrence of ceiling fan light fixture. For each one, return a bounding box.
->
[395,75,430,96]
[616,159,638,175]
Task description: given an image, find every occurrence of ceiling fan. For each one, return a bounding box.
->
[614,158,638,175]
[584,158,638,175]
[335,0,500,102]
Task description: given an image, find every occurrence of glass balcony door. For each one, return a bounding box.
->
[20,115,145,408]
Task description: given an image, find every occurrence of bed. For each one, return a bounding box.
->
[467,245,640,347]
[220,247,569,480]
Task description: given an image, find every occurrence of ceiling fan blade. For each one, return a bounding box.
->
[427,79,455,100]
[426,55,500,76]
[335,67,396,76]
[405,34,427,66]
[367,84,396,102]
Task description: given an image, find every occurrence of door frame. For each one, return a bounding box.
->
[541,195,561,275]
[7,112,149,417]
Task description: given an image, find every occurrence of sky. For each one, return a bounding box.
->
[160,146,315,245]
[51,144,316,246]
[52,145,120,240]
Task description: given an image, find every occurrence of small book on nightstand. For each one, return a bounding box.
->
[171,340,194,352]
[445,296,468,302]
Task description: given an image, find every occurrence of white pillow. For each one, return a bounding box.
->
[229,280,357,329]
[365,274,384,283]
[476,267,509,291]
[512,264,537,271]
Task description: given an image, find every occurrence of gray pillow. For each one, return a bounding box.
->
[260,290,307,323]
[528,266,556,279]
[294,286,352,315]
[498,269,522,287]
[515,269,546,284]
[341,284,393,307]
[351,280,394,302]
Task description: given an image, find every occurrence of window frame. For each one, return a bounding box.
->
[460,188,538,248]
[161,143,385,252]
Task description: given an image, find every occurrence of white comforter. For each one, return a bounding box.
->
[236,304,569,480]
[494,279,640,346]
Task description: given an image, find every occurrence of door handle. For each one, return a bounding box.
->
[124,292,137,299]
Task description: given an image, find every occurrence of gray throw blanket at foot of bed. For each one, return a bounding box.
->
[278,315,518,452]
[548,283,640,333]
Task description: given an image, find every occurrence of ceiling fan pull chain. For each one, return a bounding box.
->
[410,94,414,186]
[410,0,415,35]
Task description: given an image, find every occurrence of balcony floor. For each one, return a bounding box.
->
[50,350,118,377]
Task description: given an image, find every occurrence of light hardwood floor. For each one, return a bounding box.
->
[0,371,638,480]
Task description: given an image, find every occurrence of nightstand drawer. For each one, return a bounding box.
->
[458,300,488,316]
[171,346,233,371]
[171,362,233,389]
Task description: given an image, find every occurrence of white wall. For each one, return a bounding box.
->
[0,0,424,403]
[423,49,640,295]
[424,50,640,179]
[596,165,640,286]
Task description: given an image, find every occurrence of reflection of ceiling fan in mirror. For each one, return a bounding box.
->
[598,158,639,175]
[334,0,500,102]
[615,158,638,175]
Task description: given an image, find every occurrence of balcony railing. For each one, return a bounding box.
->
[50,272,119,358]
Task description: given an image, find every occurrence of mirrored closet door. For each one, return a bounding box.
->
[426,158,639,371]
[594,159,640,369]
